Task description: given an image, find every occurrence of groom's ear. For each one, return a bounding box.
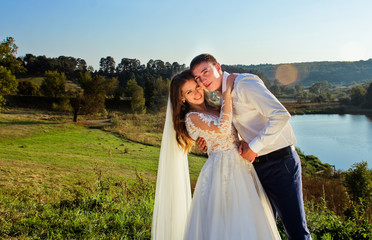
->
[215,62,222,73]
[215,62,221,69]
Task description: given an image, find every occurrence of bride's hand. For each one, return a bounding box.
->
[225,74,237,93]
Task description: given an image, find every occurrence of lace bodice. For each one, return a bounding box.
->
[185,95,239,155]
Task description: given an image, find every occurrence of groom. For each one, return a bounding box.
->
[190,54,311,240]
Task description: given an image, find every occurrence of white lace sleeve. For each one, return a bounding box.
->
[185,95,233,140]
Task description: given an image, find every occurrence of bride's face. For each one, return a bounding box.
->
[181,79,205,106]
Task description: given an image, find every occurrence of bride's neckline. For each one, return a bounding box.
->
[188,109,220,118]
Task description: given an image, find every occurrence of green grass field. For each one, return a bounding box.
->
[1,109,371,239]
[0,110,206,239]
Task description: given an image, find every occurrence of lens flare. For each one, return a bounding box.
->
[275,64,298,85]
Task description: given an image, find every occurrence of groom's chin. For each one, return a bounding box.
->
[205,85,215,92]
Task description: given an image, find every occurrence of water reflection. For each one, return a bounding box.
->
[290,114,372,171]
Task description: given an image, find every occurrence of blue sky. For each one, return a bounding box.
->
[1,0,372,70]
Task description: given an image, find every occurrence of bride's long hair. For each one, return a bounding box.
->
[170,69,219,152]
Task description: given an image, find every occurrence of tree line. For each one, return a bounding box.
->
[223,65,372,108]
[237,59,372,86]
[1,36,372,118]
[269,79,372,108]
[0,36,186,119]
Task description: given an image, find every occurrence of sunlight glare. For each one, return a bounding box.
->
[275,64,298,85]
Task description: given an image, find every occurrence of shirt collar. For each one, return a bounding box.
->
[221,71,230,95]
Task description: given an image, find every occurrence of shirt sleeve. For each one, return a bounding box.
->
[236,75,291,153]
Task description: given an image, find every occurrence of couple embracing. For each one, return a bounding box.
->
[152,54,312,240]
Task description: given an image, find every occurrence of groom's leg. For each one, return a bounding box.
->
[254,147,312,240]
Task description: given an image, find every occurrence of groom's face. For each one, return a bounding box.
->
[192,62,222,92]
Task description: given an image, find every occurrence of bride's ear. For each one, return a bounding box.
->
[180,96,186,104]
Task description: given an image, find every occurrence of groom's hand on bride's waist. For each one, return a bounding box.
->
[196,137,208,152]
[239,141,257,162]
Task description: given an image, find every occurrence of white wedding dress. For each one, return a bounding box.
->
[183,97,281,239]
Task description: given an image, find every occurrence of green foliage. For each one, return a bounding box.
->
[0,172,154,239]
[52,97,73,112]
[344,162,372,205]
[153,76,169,97]
[22,54,81,77]
[350,85,367,106]
[297,149,331,175]
[77,72,119,115]
[125,77,146,114]
[309,82,332,103]
[306,200,372,240]
[99,56,116,75]
[365,82,372,109]
[17,80,40,96]
[40,70,67,97]
[309,82,329,95]
[81,73,118,97]
[0,66,18,95]
[269,83,281,96]
[0,36,25,75]
[0,66,18,110]
[0,36,24,110]
[145,76,169,112]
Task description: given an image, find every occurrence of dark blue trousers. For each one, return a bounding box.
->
[253,148,312,240]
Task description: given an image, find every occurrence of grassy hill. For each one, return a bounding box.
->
[17,76,81,93]
[0,110,206,239]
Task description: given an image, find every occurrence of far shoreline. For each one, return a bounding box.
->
[283,102,372,116]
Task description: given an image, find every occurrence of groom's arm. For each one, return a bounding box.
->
[237,75,291,157]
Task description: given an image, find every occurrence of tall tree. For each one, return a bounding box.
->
[40,71,66,97]
[0,36,24,109]
[76,58,87,71]
[99,56,116,75]
[309,81,329,96]
[0,37,25,75]
[116,58,141,73]
[52,56,77,77]
[76,72,118,118]
[125,75,146,114]
[0,66,18,109]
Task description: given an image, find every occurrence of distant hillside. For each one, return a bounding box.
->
[229,59,372,86]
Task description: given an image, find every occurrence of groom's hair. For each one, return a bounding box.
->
[190,53,218,72]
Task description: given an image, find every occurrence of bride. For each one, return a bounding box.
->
[152,69,281,240]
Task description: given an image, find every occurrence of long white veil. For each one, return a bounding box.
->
[151,98,192,240]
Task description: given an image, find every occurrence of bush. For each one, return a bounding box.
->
[52,97,73,112]
[17,80,40,96]
[306,200,372,239]
[40,71,66,97]
[0,172,154,239]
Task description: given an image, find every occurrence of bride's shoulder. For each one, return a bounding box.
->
[185,111,203,121]
[186,111,214,126]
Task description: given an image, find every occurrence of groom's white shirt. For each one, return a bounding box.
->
[222,72,296,156]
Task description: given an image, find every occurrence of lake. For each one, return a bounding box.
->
[290,114,372,171]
